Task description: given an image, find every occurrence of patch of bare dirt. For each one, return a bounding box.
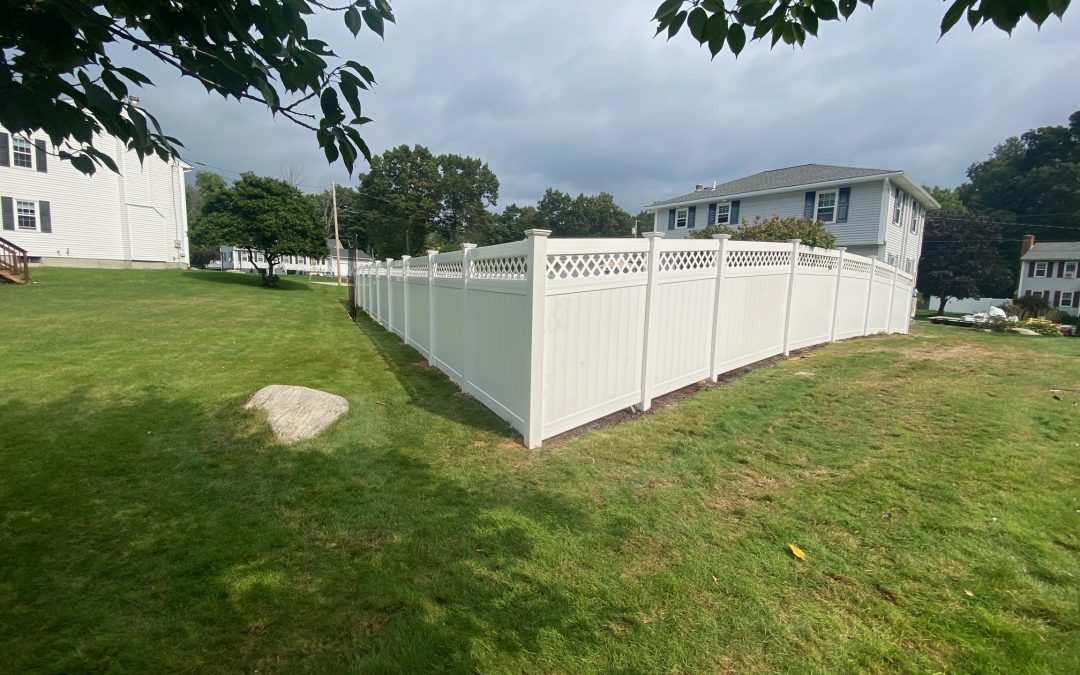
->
[894,343,993,362]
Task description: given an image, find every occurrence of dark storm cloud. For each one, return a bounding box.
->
[126,1,1080,211]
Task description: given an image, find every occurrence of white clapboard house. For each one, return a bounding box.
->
[0,124,190,269]
[645,164,940,281]
[1016,235,1080,316]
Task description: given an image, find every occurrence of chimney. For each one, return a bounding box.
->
[1021,234,1035,256]
[694,183,704,191]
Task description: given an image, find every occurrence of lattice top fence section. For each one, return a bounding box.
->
[798,251,838,271]
[547,251,648,280]
[659,249,718,273]
[472,256,527,281]
[726,248,792,269]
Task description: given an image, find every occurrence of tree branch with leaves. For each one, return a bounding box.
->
[1,0,393,175]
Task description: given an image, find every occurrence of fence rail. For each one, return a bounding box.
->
[355,231,914,448]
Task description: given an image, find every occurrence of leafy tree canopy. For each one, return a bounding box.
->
[352,145,501,258]
[191,172,327,285]
[535,189,634,238]
[653,0,1071,59]
[917,213,1014,313]
[1,0,394,175]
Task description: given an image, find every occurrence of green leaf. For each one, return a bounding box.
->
[688,7,709,43]
[799,9,820,35]
[967,7,981,28]
[702,0,725,11]
[667,10,688,39]
[320,87,341,121]
[941,0,970,35]
[116,67,153,86]
[1026,0,1052,25]
[344,7,362,36]
[736,2,771,23]
[362,8,385,37]
[727,23,747,55]
[339,78,362,119]
[839,0,856,18]
[69,154,97,175]
[705,13,729,56]
[1047,0,1069,18]
[653,0,685,21]
[812,0,839,21]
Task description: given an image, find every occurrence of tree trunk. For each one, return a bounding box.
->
[263,258,277,287]
[936,295,950,315]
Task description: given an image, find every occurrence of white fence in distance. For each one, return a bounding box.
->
[355,231,914,448]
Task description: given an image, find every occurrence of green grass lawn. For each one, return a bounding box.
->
[2,269,1078,673]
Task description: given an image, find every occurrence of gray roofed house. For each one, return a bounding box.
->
[1016,235,1080,315]
[644,163,940,280]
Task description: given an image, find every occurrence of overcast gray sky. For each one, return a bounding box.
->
[128,0,1080,212]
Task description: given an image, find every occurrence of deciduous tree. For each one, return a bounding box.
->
[918,213,1014,314]
[535,189,634,238]
[192,173,326,286]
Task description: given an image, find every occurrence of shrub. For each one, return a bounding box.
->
[1010,295,1050,319]
[688,216,837,249]
[1020,318,1063,336]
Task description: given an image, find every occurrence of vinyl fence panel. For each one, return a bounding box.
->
[355,232,915,448]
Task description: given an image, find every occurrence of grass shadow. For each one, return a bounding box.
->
[0,386,600,671]
[181,270,313,291]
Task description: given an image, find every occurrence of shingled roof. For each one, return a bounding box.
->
[1022,241,1080,261]
[649,164,901,207]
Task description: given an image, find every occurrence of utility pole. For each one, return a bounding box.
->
[332,181,342,286]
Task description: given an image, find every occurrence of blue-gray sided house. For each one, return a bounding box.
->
[645,164,940,280]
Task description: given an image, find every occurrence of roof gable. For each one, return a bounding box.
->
[1022,242,1080,260]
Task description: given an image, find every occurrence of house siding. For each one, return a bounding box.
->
[0,125,189,267]
[658,180,884,248]
[1016,257,1080,316]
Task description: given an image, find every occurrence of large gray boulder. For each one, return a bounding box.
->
[244,385,349,443]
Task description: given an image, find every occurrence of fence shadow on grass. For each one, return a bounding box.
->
[351,310,522,443]
[0,384,609,671]
[181,270,314,291]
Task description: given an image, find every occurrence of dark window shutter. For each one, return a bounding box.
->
[34,140,47,173]
[0,132,9,167]
[687,205,696,229]
[1054,290,1061,307]
[1027,261,1034,277]
[1047,262,1055,277]
[730,200,741,225]
[1058,261,1065,278]
[1,196,13,230]
[708,203,717,225]
[38,200,51,233]
[804,191,816,219]
[836,187,851,223]
[667,209,676,230]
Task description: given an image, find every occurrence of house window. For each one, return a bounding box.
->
[893,188,902,224]
[714,203,731,225]
[12,137,33,169]
[887,253,898,266]
[1034,261,1047,277]
[1061,292,1074,308]
[815,191,837,223]
[675,208,688,228]
[910,204,919,233]
[1064,261,1077,278]
[905,259,914,273]
[16,200,36,230]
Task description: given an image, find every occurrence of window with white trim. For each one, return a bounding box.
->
[675,208,688,228]
[1061,292,1074,308]
[12,137,33,169]
[887,253,898,266]
[1064,261,1077,278]
[910,204,919,233]
[16,200,36,230]
[893,188,902,224]
[714,203,730,225]
[905,259,914,273]
[815,190,837,223]
[1034,261,1047,277]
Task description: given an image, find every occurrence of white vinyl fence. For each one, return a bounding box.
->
[355,231,914,448]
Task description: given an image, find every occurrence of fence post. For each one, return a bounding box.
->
[638,232,665,411]
[385,258,394,331]
[863,258,878,336]
[461,243,477,389]
[782,238,801,357]
[401,255,412,345]
[829,247,846,342]
[427,250,438,367]
[375,262,382,323]
[524,229,551,449]
[709,234,731,382]
[886,265,899,333]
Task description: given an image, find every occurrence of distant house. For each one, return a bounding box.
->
[0,124,190,268]
[1017,235,1080,316]
[644,164,940,280]
[216,240,370,277]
